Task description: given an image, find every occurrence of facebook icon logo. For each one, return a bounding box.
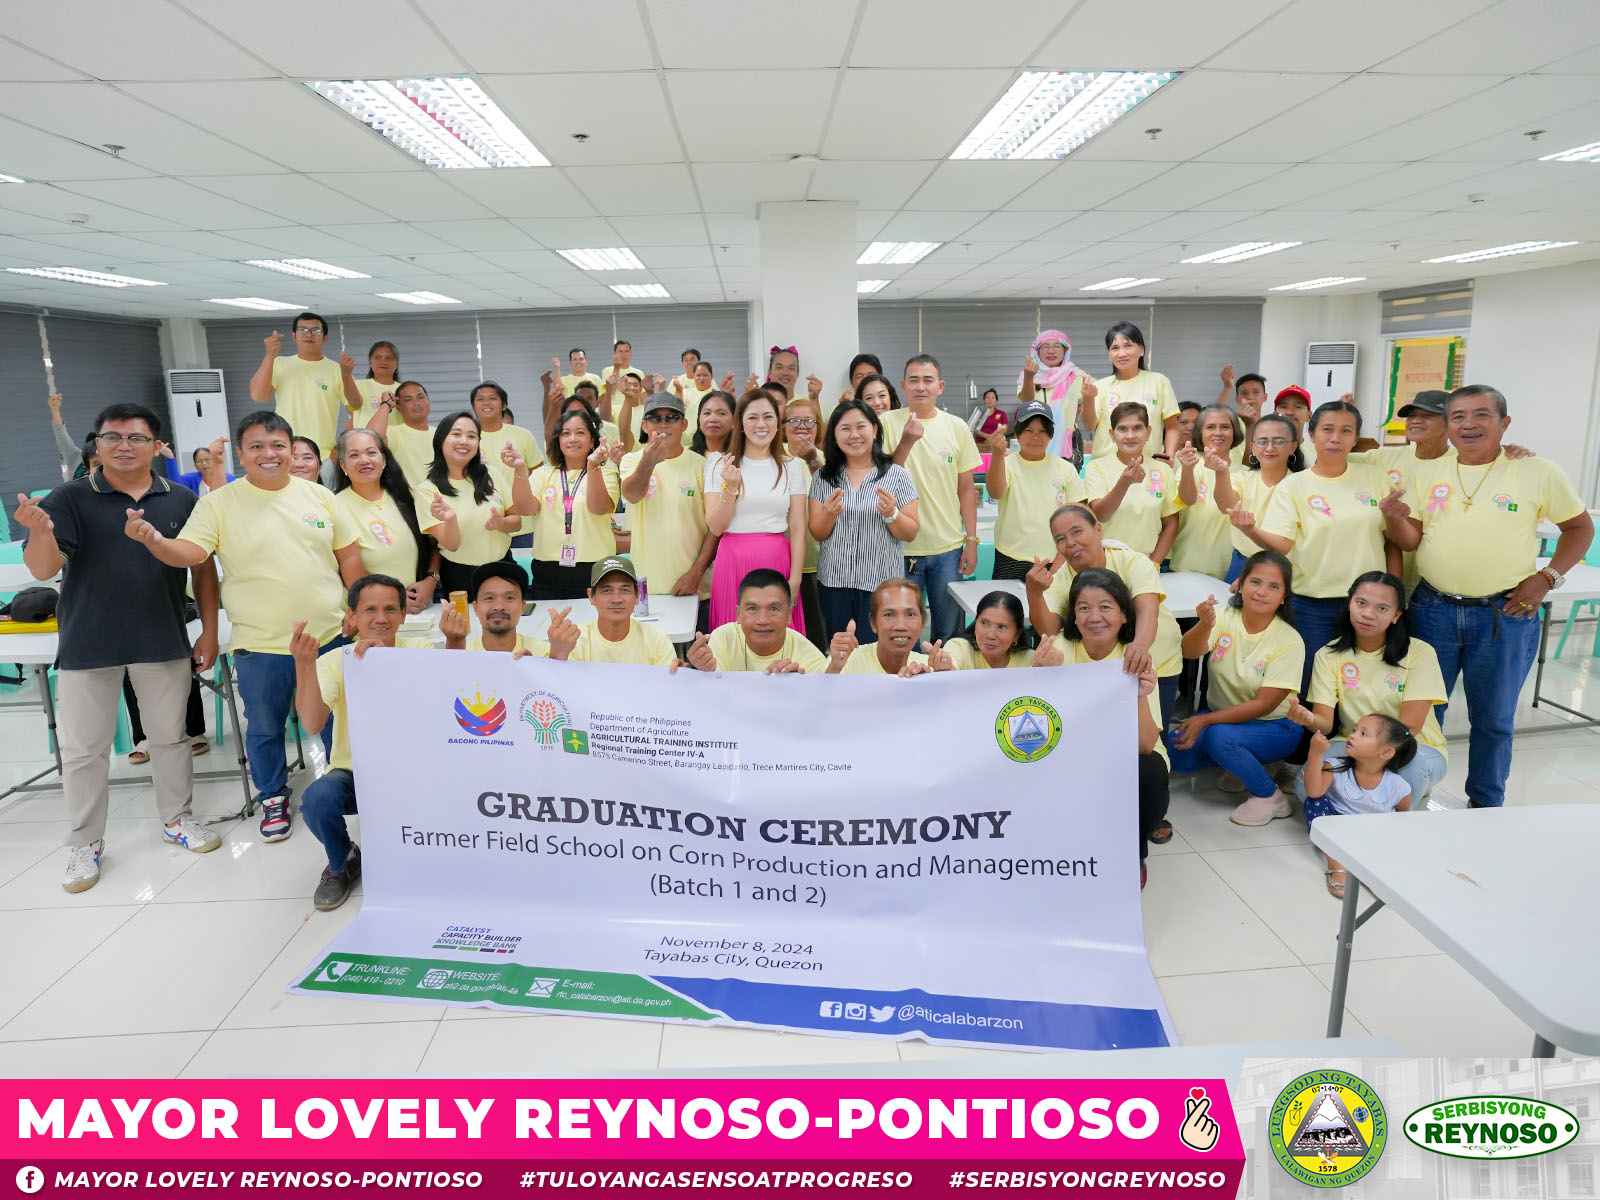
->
[817,1001,843,1018]
[16,1166,46,1194]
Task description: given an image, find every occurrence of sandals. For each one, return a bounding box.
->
[1325,868,1347,899]
[1149,819,1175,845]
[127,749,150,765]
[191,739,211,757]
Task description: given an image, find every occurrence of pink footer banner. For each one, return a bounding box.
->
[4,1079,1241,1198]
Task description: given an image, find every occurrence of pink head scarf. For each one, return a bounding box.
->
[1018,329,1078,457]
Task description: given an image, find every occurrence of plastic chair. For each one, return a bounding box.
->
[1553,539,1600,657]
[27,489,51,499]
[0,542,25,565]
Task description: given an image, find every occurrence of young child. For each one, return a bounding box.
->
[1303,714,1416,899]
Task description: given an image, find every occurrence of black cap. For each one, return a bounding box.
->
[644,392,685,417]
[1013,399,1055,431]
[1398,389,1450,418]
[469,559,529,600]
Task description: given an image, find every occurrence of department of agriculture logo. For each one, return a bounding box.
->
[519,690,588,753]
[994,696,1061,763]
[1402,1095,1580,1160]
[454,689,507,737]
[1269,1070,1386,1187]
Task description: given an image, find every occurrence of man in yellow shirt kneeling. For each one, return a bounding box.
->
[828,578,932,676]
[688,569,828,674]
[569,556,678,666]
[459,561,578,660]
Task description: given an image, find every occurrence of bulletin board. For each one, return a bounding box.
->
[1386,336,1462,432]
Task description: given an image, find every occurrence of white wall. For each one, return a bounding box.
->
[1258,292,1385,428]
[1461,259,1600,499]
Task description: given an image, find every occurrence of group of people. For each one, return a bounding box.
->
[21,311,1593,908]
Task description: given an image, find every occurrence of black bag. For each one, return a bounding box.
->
[1,586,59,623]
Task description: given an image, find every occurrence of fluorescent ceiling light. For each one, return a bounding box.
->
[1181,241,1303,264]
[1424,241,1579,264]
[207,298,307,311]
[950,70,1180,161]
[376,290,461,305]
[609,283,670,299]
[558,247,645,271]
[857,280,891,294]
[1080,276,1162,291]
[0,174,23,184]
[6,266,165,288]
[303,77,548,169]
[857,241,941,266]
[1269,276,1368,291]
[1539,141,1600,163]
[245,258,370,280]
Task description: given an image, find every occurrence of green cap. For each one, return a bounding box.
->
[590,554,638,587]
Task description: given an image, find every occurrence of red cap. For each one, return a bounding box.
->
[1273,385,1311,406]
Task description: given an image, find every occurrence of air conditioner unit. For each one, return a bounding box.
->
[165,369,233,475]
[1304,342,1357,406]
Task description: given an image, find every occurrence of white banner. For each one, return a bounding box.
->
[292,651,1175,1051]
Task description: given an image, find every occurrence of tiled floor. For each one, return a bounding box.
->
[0,637,1595,1076]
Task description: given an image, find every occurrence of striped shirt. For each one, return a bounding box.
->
[808,462,919,591]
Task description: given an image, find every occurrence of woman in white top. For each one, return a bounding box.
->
[705,389,808,632]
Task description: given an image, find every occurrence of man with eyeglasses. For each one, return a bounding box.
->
[250,313,340,461]
[620,393,715,614]
[18,404,223,893]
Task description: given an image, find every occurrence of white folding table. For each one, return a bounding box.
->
[1315,807,1600,1057]
[1529,559,1600,730]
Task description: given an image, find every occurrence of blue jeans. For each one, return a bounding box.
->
[1168,715,1302,798]
[1408,580,1540,808]
[232,639,343,798]
[905,547,964,643]
[817,583,877,645]
[301,767,358,872]
[1224,548,1248,584]
[1292,595,1347,694]
[1293,738,1449,810]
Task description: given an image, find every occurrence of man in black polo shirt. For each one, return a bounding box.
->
[19,403,223,893]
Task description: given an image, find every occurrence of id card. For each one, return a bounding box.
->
[559,543,578,567]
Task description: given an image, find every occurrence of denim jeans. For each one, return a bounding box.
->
[817,583,877,645]
[1292,595,1348,694]
[1293,738,1449,810]
[905,547,964,643]
[300,767,358,872]
[1408,580,1540,808]
[1224,548,1248,585]
[1168,714,1303,798]
[232,638,343,798]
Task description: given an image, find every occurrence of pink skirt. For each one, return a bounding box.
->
[708,531,805,633]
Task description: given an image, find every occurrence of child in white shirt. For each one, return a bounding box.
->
[1303,713,1415,900]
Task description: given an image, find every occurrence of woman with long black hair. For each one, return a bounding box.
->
[415,411,532,596]
[331,427,436,612]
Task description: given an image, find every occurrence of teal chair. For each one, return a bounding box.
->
[27,489,50,499]
[0,542,25,565]
[1553,539,1600,658]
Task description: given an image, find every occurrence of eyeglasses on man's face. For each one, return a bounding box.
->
[785,418,817,429]
[96,432,154,447]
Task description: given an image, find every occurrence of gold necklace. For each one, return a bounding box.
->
[1454,454,1501,511]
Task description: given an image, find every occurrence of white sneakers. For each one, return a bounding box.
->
[62,841,103,893]
[1230,789,1294,826]
[162,816,221,854]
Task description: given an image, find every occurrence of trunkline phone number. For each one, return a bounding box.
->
[644,936,820,972]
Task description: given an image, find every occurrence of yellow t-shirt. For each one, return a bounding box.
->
[333,487,421,586]
[561,372,603,396]
[382,423,435,489]
[349,377,398,431]
[269,355,342,458]
[795,459,820,574]
[1308,640,1449,755]
[1089,370,1179,461]
[618,449,710,597]
[1353,443,1449,594]
[570,619,676,666]
[705,624,828,674]
[527,462,619,563]
[840,644,929,675]
[993,452,1085,561]
[945,640,1033,670]
[1198,607,1304,720]
[1042,543,1182,677]
[317,638,434,772]
[1299,435,1316,467]
[415,478,511,567]
[1261,461,1390,598]
[1169,465,1233,577]
[1227,468,1285,558]
[466,632,550,657]
[601,367,647,440]
[1051,636,1168,765]
[1084,456,1180,557]
[880,407,981,556]
[479,423,545,537]
[1230,443,1247,468]
[1404,454,1585,596]
[178,476,357,653]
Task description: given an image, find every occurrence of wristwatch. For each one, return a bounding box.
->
[1540,566,1565,589]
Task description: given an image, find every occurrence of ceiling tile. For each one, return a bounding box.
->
[487,74,678,166]
[433,169,598,220]
[1044,210,1166,241]
[667,70,835,161]
[854,210,892,240]
[190,174,391,226]
[1032,0,1287,69]
[1191,162,1390,211]
[4,1,270,79]
[647,0,857,67]
[0,39,89,81]
[177,0,466,78]
[822,69,1015,160]
[1005,161,1171,211]
[21,231,206,261]
[564,165,699,216]
[851,0,1058,66]
[807,161,936,208]
[1113,162,1282,212]
[1378,0,1600,72]
[54,178,284,228]
[317,224,460,255]
[0,116,159,183]
[693,162,810,213]
[408,220,542,253]
[608,214,709,246]
[441,0,655,73]
[955,212,1069,240]
[508,217,625,247]
[1305,161,1495,212]
[310,173,497,221]
[1210,0,1499,72]
[631,244,716,269]
[874,211,986,240]
[902,160,1054,210]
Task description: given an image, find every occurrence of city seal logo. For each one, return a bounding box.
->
[994,696,1062,764]
[454,690,507,738]
[519,690,573,747]
[1269,1069,1386,1187]
[1401,1094,1580,1160]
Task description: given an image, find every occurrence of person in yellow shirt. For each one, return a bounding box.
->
[882,354,981,642]
[459,561,577,659]
[1168,551,1305,825]
[560,347,603,398]
[687,569,828,674]
[292,573,465,911]
[1085,402,1181,562]
[364,379,436,489]
[827,578,932,676]
[985,399,1085,579]
[520,407,619,599]
[673,348,701,396]
[1216,367,1267,454]
[1284,570,1449,815]
[128,411,364,843]
[1384,385,1593,809]
[416,412,532,596]
[1211,412,1303,584]
[248,313,342,460]
[1084,322,1180,462]
[1035,567,1165,888]
[569,556,678,666]
[674,359,715,443]
[1172,405,1246,578]
[332,428,435,611]
[932,591,1036,670]
[620,394,715,618]
[470,381,544,545]
[340,340,399,432]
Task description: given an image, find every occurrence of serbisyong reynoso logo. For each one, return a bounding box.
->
[1402,1095,1581,1160]
[453,689,507,737]
[993,696,1062,764]
[1268,1070,1387,1188]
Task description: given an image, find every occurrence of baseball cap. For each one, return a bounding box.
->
[644,392,685,417]
[1398,389,1450,418]
[1274,385,1312,407]
[1013,399,1055,430]
[590,555,638,587]
[469,560,528,601]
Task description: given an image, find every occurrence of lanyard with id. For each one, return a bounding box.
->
[559,468,587,566]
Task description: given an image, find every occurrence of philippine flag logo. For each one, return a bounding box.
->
[454,690,507,737]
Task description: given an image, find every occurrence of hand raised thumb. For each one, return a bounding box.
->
[845,619,856,635]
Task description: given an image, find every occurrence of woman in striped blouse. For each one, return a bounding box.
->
[808,399,920,643]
